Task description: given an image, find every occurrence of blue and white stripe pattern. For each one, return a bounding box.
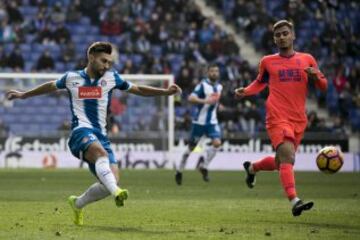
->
[55,69,132,135]
[191,78,223,125]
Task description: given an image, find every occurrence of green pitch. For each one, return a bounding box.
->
[0,169,359,240]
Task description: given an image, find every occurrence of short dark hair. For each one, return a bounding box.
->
[87,42,113,56]
[273,20,294,32]
[207,63,219,70]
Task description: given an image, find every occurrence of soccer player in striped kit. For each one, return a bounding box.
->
[175,63,223,185]
[7,42,181,225]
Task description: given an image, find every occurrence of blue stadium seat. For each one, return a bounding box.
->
[79,17,91,26]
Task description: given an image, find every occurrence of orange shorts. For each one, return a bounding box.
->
[266,121,306,150]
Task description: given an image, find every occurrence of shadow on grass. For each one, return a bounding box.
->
[260,219,360,233]
[80,224,186,235]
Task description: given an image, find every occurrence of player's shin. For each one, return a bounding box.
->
[279,163,297,201]
[178,148,191,172]
[203,145,218,169]
[95,156,119,196]
[75,182,110,208]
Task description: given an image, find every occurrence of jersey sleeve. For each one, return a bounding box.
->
[114,72,132,91]
[307,54,327,91]
[55,73,68,89]
[190,83,205,98]
[244,58,268,96]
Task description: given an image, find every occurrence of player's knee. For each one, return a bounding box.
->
[276,141,295,164]
[96,149,108,159]
[277,152,295,164]
[85,144,108,163]
[212,140,221,148]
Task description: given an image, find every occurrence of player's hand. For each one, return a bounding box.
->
[167,84,182,96]
[234,87,246,98]
[304,67,319,82]
[205,93,220,104]
[6,90,26,100]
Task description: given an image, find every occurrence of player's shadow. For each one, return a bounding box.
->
[260,219,360,233]
[83,224,186,235]
[288,221,360,232]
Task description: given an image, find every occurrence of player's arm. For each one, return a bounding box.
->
[235,58,268,98]
[7,81,58,100]
[113,72,181,96]
[127,84,182,96]
[188,82,220,105]
[305,55,328,91]
[188,93,219,105]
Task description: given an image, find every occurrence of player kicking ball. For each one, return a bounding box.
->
[235,20,328,216]
[7,42,181,225]
[175,64,222,185]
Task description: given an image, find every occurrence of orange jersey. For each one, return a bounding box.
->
[244,52,327,126]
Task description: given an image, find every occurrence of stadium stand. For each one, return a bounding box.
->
[0,0,359,138]
[207,0,360,133]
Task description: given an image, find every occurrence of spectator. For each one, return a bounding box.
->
[37,23,55,44]
[5,1,23,24]
[53,23,71,44]
[223,34,239,56]
[0,45,8,69]
[0,19,17,42]
[100,9,123,35]
[122,59,137,74]
[36,50,55,71]
[51,2,66,24]
[66,2,82,23]
[7,47,24,71]
[60,41,76,63]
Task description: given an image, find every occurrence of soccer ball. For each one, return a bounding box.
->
[316,146,344,174]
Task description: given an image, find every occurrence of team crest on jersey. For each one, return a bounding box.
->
[82,134,96,143]
[100,79,107,87]
[78,86,102,99]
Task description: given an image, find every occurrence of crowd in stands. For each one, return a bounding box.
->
[0,0,359,138]
[208,0,360,134]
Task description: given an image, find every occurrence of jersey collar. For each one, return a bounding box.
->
[81,68,100,86]
[205,78,218,86]
[278,51,297,59]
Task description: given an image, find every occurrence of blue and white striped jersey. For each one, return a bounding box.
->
[55,69,132,135]
[190,78,223,125]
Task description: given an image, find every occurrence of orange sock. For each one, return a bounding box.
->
[252,156,277,172]
[279,163,297,200]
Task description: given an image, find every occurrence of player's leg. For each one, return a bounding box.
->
[243,156,277,188]
[74,164,119,208]
[199,124,222,181]
[175,143,196,185]
[243,124,281,188]
[276,139,313,216]
[175,124,202,185]
[68,165,118,226]
[83,142,121,196]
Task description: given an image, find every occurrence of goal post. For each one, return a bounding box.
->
[0,72,175,152]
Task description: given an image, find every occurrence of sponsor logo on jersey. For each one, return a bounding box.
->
[78,86,102,99]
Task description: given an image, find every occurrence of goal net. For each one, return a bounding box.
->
[0,73,175,162]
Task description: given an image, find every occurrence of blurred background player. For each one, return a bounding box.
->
[6,41,181,225]
[235,20,328,216]
[175,63,222,185]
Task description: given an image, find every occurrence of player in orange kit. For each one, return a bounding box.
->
[235,20,328,216]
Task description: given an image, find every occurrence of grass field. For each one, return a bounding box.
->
[0,169,359,240]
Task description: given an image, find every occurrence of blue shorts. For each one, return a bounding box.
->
[68,127,116,175]
[189,123,221,146]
